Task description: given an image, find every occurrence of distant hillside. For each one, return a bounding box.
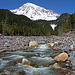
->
[56,13,75,35]
[0,9,75,36]
[0,9,54,36]
[35,13,75,35]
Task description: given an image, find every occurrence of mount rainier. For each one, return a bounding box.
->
[10,3,60,21]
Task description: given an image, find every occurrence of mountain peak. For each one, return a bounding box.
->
[10,3,60,21]
[25,2,37,5]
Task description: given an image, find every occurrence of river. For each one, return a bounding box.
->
[0,43,71,75]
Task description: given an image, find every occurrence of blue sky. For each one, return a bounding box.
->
[0,0,75,14]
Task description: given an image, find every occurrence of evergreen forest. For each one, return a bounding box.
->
[0,9,75,36]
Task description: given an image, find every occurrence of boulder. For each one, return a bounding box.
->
[53,47,58,51]
[48,44,51,47]
[54,52,68,62]
[54,42,59,45]
[16,51,23,52]
[0,34,2,36]
[0,44,3,50]
[70,45,74,50]
[50,52,54,54]
[22,58,31,65]
[7,60,17,66]
[4,42,11,47]
[52,63,61,69]
[17,70,26,75]
[29,41,38,48]
[48,43,54,47]
[68,56,75,65]
[73,71,75,75]
[2,74,7,75]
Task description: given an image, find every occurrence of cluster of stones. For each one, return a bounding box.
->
[47,35,75,51]
[0,36,47,52]
[0,35,75,52]
[47,35,75,75]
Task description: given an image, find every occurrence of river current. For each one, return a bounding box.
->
[0,43,68,75]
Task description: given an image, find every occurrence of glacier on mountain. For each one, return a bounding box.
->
[10,3,60,21]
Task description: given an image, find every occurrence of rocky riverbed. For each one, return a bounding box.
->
[0,34,75,75]
[0,35,75,52]
[0,36,47,52]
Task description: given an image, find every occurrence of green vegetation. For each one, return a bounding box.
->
[0,9,75,36]
[57,13,75,35]
[0,9,54,36]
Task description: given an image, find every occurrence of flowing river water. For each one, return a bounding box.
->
[0,43,71,75]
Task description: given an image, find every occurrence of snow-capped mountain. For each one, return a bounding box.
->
[10,3,60,21]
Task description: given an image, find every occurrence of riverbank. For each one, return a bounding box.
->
[0,34,75,52]
[0,36,47,52]
[0,34,75,75]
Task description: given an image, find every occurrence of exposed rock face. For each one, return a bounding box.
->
[29,41,38,48]
[52,63,61,69]
[54,52,68,62]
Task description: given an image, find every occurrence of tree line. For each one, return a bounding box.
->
[0,9,75,36]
